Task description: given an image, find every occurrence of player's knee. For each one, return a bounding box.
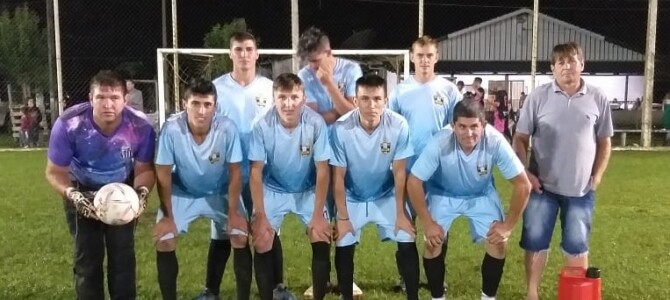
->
[307,228,330,243]
[485,240,507,259]
[156,238,176,252]
[423,241,443,259]
[230,234,248,249]
[253,235,274,253]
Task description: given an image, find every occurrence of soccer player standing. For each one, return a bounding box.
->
[153,79,249,300]
[45,70,155,300]
[331,74,420,300]
[249,73,331,300]
[513,42,613,300]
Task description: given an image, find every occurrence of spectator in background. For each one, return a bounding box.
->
[26,98,42,147]
[519,92,527,109]
[19,106,33,148]
[126,80,144,112]
[493,90,512,141]
[456,81,465,94]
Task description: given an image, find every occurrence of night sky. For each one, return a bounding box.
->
[3,0,669,100]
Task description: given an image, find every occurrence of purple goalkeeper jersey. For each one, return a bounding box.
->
[47,103,156,189]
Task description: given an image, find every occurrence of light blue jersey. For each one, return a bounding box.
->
[155,112,243,198]
[249,106,331,193]
[330,109,413,202]
[213,74,274,182]
[411,124,523,198]
[298,58,363,113]
[388,76,462,168]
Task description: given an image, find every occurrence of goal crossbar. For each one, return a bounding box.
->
[156,48,411,127]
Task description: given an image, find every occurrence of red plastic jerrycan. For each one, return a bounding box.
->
[557,267,602,300]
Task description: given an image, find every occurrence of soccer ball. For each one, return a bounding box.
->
[93,183,140,225]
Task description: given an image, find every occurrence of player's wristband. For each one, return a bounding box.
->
[337,216,350,221]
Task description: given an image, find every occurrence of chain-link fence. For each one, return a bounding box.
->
[1,0,669,147]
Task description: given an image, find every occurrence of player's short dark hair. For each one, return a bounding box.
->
[474,77,483,84]
[273,73,303,91]
[298,27,330,58]
[90,70,127,94]
[183,78,217,102]
[230,31,258,48]
[551,42,584,64]
[355,73,387,97]
[411,35,437,50]
[453,97,486,124]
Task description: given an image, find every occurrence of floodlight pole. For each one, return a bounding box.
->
[418,0,424,37]
[291,0,299,73]
[641,0,657,148]
[530,0,539,91]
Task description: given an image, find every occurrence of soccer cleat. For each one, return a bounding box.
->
[481,291,496,300]
[392,276,406,293]
[352,282,363,297]
[191,289,220,300]
[273,283,298,300]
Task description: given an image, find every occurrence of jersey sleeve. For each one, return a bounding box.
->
[135,124,156,163]
[248,122,267,162]
[595,92,614,139]
[515,91,537,135]
[410,135,441,181]
[329,126,347,168]
[299,70,318,105]
[226,122,243,164]
[313,120,331,162]
[388,88,400,113]
[393,120,414,160]
[344,63,363,98]
[494,137,525,180]
[47,118,74,167]
[155,125,175,166]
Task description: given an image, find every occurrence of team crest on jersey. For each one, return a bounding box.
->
[380,142,391,154]
[255,96,268,107]
[433,94,445,105]
[477,164,489,176]
[300,144,312,156]
[120,147,133,159]
[208,151,221,164]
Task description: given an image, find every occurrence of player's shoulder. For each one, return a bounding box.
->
[332,109,357,130]
[383,109,408,127]
[297,66,313,80]
[58,102,91,121]
[123,107,153,128]
[434,76,459,90]
[483,124,507,146]
[582,82,609,104]
[161,111,187,133]
[337,58,362,74]
[212,73,231,85]
[254,75,274,87]
[301,106,327,127]
[212,114,239,132]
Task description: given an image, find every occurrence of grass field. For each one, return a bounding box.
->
[0,151,668,299]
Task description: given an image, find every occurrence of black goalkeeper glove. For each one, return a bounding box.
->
[65,187,99,220]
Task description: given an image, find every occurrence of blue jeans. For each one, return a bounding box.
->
[519,190,595,256]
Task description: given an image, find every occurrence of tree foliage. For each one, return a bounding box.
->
[202,18,248,78]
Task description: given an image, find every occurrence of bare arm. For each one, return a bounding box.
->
[228,162,243,213]
[406,174,432,227]
[332,166,348,219]
[249,161,265,216]
[134,161,155,191]
[313,161,330,217]
[324,82,356,115]
[504,173,532,228]
[592,137,611,180]
[45,160,72,198]
[512,133,531,167]
[392,159,407,213]
[155,165,173,218]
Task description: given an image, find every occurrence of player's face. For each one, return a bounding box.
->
[355,86,386,123]
[274,86,305,125]
[230,39,259,71]
[411,44,438,72]
[306,49,332,71]
[184,94,216,131]
[453,117,484,151]
[551,54,584,86]
[90,84,127,124]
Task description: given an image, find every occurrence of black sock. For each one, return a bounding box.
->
[273,234,284,285]
[397,242,420,300]
[335,245,356,300]
[311,242,331,300]
[254,240,278,300]
[233,246,253,300]
[481,253,506,297]
[157,251,179,300]
[205,239,231,295]
[423,243,447,299]
[395,250,403,279]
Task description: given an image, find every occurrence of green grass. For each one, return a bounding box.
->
[0,151,668,299]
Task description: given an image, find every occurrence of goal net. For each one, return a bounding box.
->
[155,48,411,129]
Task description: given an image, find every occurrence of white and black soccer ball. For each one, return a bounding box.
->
[93,183,140,225]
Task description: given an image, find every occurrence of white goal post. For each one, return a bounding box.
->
[156,48,411,128]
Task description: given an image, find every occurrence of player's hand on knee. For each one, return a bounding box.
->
[153,217,177,243]
[395,211,416,238]
[251,213,273,252]
[335,218,354,242]
[228,210,248,236]
[486,221,511,245]
[134,186,149,217]
[308,213,331,243]
[423,220,444,248]
[66,187,99,220]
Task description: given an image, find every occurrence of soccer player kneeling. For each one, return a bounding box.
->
[407,99,531,300]
[331,74,420,300]
[153,79,252,300]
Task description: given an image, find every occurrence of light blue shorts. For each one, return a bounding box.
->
[156,194,247,241]
[337,194,414,247]
[428,191,504,243]
[262,185,328,231]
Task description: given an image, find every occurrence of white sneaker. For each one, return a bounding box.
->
[481,291,496,300]
[304,282,363,298]
[352,282,363,297]
[303,286,314,299]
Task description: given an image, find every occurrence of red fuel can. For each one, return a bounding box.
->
[557,267,601,300]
